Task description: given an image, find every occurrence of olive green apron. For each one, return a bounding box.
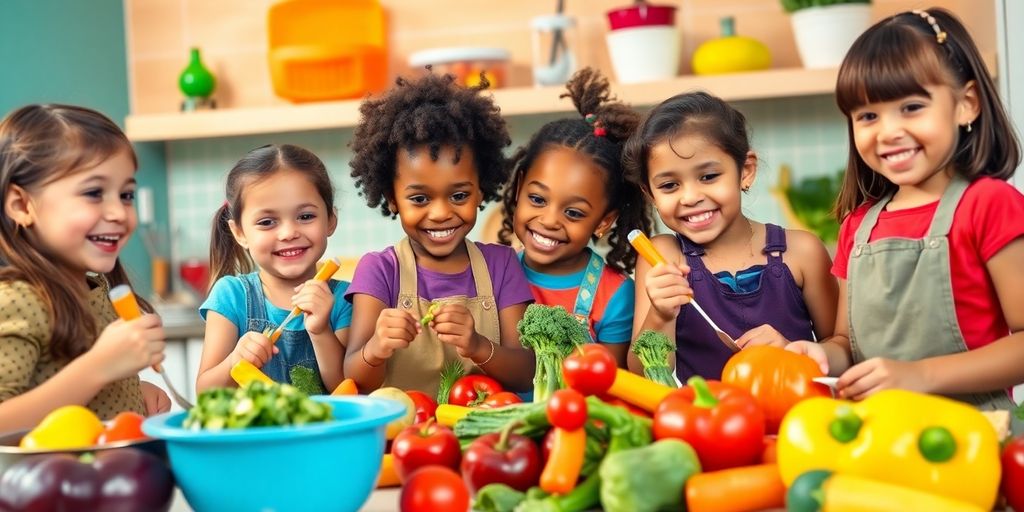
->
[848,175,1021,435]
[382,238,501,398]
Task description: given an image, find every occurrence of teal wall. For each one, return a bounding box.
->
[0,0,167,295]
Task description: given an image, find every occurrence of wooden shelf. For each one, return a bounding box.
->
[126,66,840,142]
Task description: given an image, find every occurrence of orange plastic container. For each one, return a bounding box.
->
[268,0,388,102]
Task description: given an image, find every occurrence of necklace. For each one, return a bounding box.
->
[702,218,757,272]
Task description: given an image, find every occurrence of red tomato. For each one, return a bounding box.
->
[391,421,461,482]
[562,344,617,396]
[448,375,503,407]
[400,466,470,512]
[653,377,765,471]
[405,390,438,424]
[547,389,587,431]
[1002,435,1024,512]
[480,392,522,409]
[97,412,147,444]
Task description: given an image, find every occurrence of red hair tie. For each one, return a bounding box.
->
[585,113,606,137]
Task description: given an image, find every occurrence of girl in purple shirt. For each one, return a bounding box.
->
[345,74,535,397]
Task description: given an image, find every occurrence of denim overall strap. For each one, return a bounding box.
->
[847,175,1019,433]
[240,272,324,390]
[571,250,604,342]
[384,238,500,397]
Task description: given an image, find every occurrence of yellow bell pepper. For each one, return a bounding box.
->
[230,359,274,387]
[20,405,105,450]
[777,390,1001,510]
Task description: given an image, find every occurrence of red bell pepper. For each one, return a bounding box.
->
[653,376,765,471]
[460,421,542,494]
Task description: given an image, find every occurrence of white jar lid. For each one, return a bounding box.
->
[408,47,511,66]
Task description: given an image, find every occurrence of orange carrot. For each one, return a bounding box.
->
[606,369,674,412]
[331,378,359,395]
[685,464,786,512]
[539,427,586,495]
[377,454,401,487]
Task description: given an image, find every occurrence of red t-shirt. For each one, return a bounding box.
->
[833,178,1024,350]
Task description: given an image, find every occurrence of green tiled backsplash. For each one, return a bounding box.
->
[165,95,848,265]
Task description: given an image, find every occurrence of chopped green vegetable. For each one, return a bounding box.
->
[631,330,678,388]
[517,304,589,402]
[437,360,465,405]
[183,381,332,431]
[473,484,526,512]
[288,365,326,396]
[421,301,441,327]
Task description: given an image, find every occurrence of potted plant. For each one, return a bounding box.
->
[781,0,872,69]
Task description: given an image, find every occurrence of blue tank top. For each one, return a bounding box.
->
[674,224,815,380]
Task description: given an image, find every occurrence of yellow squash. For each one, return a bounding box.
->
[777,390,1001,510]
[692,17,771,75]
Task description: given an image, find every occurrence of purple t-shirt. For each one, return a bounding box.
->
[345,242,534,310]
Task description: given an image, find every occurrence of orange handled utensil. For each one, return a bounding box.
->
[108,284,194,409]
[263,257,341,343]
[627,230,740,352]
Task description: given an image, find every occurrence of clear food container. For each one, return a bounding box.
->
[408,47,511,88]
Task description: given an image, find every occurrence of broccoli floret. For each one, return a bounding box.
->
[288,365,326,396]
[517,304,590,401]
[631,330,678,387]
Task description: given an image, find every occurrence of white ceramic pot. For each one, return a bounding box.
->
[606,26,681,83]
[790,3,872,69]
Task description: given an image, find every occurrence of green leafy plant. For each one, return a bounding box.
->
[780,0,870,13]
[781,166,844,243]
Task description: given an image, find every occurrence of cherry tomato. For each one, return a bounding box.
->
[448,375,503,407]
[97,412,147,444]
[391,420,461,482]
[547,389,587,431]
[480,392,523,409]
[400,466,470,512]
[405,390,438,424]
[562,344,617,396]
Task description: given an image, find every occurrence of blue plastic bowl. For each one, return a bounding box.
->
[143,395,403,512]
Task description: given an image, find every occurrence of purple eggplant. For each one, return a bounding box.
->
[0,448,174,512]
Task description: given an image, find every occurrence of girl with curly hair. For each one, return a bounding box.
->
[345,73,534,396]
[498,68,651,369]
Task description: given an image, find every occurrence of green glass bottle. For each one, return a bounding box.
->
[179,48,215,100]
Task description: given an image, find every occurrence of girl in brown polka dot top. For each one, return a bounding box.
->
[0,104,170,430]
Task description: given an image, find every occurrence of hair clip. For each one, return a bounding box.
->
[912,9,947,44]
[584,113,606,137]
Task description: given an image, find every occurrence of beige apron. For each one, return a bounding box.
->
[383,238,501,397]
[848,175,1021,434]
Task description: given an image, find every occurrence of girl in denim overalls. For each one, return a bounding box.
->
[197,144,352,395]
[625,91,839,381]
[788,9,1024,434]
[498,68,653,372]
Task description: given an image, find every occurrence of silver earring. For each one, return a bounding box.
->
[966,122,973,133]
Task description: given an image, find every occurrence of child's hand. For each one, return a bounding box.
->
[140,380,171,415]
[368,308,420,360]
[644,263,692,321]
[785,341,829,374]
[89,315,166,382]
[292,280,334,335]
[231,331,278,369]
[430,303,481,357]
[837,357,928,401]
[736,324,790,349]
